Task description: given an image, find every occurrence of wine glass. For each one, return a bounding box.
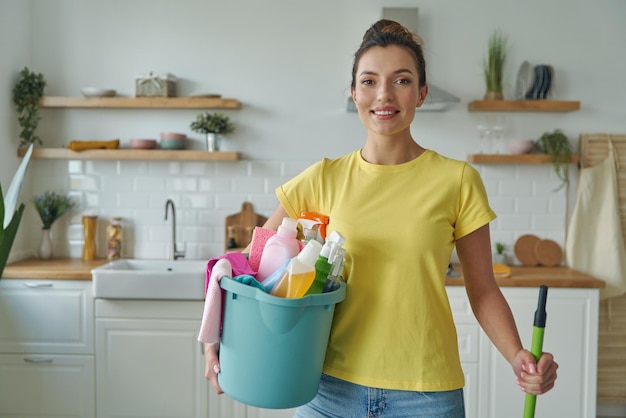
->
[477,124,491,153]
[491,124,504,154]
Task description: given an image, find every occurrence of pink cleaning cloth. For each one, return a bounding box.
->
[205,251,256,294]
[198,258,232,344]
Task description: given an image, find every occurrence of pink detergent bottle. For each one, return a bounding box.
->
[256,217,300,282]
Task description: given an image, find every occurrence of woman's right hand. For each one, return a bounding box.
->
[204,342,223,394]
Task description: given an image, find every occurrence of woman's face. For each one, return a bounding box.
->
[351,45,427,138]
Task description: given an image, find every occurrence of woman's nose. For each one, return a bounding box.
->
[377,81,393,102]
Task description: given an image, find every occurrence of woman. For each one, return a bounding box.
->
[205,19,558,417]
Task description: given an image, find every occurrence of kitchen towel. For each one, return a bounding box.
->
[198,258,232,344]
[205,251,256,294]
[566,140,626,299]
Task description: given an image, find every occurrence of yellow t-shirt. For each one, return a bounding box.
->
[276,149,496,391]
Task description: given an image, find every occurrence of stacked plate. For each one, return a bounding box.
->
[160,132,186,150]
[129,139,157,149]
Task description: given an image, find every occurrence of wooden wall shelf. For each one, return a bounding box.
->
[17,147,240,161]
[467,100,580,112]
[39,96,242,109]
[467,153,579,164]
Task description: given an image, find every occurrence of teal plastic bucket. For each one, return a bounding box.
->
[218,277,346,409]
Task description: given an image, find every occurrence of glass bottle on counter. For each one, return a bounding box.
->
[107,217,123,260]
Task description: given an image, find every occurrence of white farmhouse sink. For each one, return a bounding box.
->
[92,259,207,300]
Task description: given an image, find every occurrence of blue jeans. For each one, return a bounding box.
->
[294,374,465,418]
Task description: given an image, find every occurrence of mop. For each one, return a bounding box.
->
[523,285,548,418]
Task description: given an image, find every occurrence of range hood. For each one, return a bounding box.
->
[347,7,460,112]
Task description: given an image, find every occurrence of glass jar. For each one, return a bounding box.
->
[106,217,123,260]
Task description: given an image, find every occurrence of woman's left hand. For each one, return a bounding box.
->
[513,349,559,395]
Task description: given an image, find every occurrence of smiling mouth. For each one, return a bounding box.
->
[371,109,398,117]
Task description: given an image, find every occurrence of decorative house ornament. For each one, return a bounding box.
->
[135,72,176,97]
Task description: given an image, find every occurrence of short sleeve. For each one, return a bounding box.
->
[454,163,496,240]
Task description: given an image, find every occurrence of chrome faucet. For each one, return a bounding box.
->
[164,199,185,260]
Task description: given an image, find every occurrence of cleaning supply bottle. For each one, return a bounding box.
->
[305,230,345,295]
[299,212,330,242]
[297,218,322,245]
[323,248,346,293]
[261,258,290,293]
[271,240,322,298]
[256,217,300,282]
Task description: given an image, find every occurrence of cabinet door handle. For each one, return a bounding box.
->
[24,358,54,364]
[23,282,53,288]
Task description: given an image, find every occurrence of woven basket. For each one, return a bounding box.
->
[135,72,176,97]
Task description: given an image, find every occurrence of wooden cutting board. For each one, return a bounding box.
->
[224,202,268,251]
[514,234,541,266]
[534,239,563,267]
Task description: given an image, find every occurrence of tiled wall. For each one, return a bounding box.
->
[29,159,571,263]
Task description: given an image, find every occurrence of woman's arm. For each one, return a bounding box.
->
[455,224,558,395]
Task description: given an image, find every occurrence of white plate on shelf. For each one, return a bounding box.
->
[81,87,116,98]
[514,61,532,100]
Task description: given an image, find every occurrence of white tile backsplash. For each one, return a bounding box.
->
[48,159,569,264]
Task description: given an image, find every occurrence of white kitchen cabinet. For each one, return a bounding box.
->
[0,279,95,418]
[95,299,245,418]
[487,287,599,418]
[447,286,599,418]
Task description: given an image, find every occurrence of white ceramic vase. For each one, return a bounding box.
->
[493,253,507,264]
[206,133,219,152]
[40,228,52,260]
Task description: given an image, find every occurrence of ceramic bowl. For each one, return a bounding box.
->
[81,87,116,98]
[160,132,187,140]
[160,138,186,150]
[508,139,535,154]
[129,139,157,149]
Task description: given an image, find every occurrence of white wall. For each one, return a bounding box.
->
[1,0,33,261]
[2,0,625,261]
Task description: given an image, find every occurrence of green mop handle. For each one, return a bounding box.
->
[523,285,548,418]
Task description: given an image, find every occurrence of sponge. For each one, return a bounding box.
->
[248,226,277,272]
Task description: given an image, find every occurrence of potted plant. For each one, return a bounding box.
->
[13,67,47,147]
[483,30,507,100]
[535,129,573,191]
[494,242,507,264]
[33,191,75,260]
[190,112,235,151]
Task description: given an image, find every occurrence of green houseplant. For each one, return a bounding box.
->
[190,112,235,152]
[1,144,34,278]
[483,31,507,100]
[535,129,573,191]
[13,67,47,147]
[493,242,507,264]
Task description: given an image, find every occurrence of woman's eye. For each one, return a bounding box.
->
[396,78,411,85]
[360,79,374,86]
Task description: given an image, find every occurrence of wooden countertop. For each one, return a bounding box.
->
[2,259,605,288]
[445,265,605,288]
[2,258,108,280]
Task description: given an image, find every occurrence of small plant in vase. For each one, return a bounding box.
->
[483,30,507,100]
[494,242,507,264]
[33,191,75,260]
[190,112,235,152]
